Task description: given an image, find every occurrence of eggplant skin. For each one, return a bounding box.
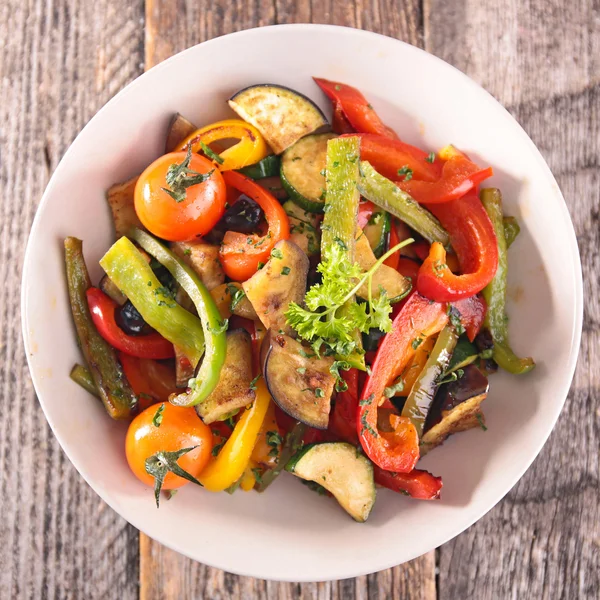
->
[261,330,335,429]
[171,240,225,291]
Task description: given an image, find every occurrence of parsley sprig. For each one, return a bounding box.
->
[285,238,413,359]
[162,146,214,203]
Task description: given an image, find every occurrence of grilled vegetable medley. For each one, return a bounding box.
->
[65,79,534,521]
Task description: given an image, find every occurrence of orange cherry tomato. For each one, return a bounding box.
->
[134,152,226,242]
[125,403,213,491]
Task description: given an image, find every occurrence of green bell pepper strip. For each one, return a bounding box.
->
[481,189,535,374]
[70,364,99,398]
[322,136,365,370]
[503,216,520,249]
[131,229,227,406]
[357,161,450,247]
[100,237,204,366]
[65,237,137,419]
[401,324,458,437]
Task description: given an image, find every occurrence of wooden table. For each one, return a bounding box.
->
[1,0,598,597]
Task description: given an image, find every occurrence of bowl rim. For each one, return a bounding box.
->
[21,23,584,580]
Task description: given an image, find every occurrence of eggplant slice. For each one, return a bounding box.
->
[228,84,328,154]
[106,176,143,238]
[261,330,335,429]
[242,239,309,336]
[195,329,256,424]
[165,113,198,153]
[171,240,225,291]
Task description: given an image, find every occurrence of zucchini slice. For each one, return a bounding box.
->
[363,210,391,258]
[282,199,321,229]
[237,155,280,179]
[447,336,479,373]
[280,133,337,213]
[261,330,335,429]
[288,218,320,258]
[286,442,376,522]
[229,84,328,154]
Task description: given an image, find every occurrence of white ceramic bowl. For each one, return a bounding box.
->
[22,24,583,581]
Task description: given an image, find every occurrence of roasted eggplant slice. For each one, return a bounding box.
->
[99,274,127,306]
[210,282,258,321]
[228,84,328,154]
[106,176,143,238]
[195,329,255,424]
[165,113,197,153]
[242,239,309,336]
[420,365,489,455]
[286,442,376,522]
[355,231,411,302]
[171,240,224,291]
[261,330,335,429]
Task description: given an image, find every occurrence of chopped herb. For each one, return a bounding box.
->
[249,373,262,391]
[166,489,178,500]
[411,336,424,350]
[360,411,377,437]
[208,318,228,335]
[315,388,325,398]
[319,168,326,177]
[161,146,214,203]
[397,165,413,181]
[480,348,493,359]
[198,140,224,164]
[257,261,265,270]
[330,360,351,392]
[299,349,316,359]
[152,403,165,427]
[226,283,246,312]
[384,378,404,398]
[183,248,192,256]
[359,393,375,406]
[251,467,263,485]
[271,248,283,260]
[476,413,488,431]
[368,212,382,225]
[425,152,436,163]
[438,368,464,386]
[281,266,291,276]
[334,84,341,91]
[446,305,466,335]
[292,156,302,162]
[296,367,307,375]
[332,160,340,168]
[266,430,283,449]
[211,441,225,457]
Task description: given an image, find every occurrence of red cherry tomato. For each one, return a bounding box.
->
[134,152,226,242]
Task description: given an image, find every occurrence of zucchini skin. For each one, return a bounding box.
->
[237,155,280,179]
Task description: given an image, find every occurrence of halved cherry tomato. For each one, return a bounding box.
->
[125,403,212,491]
[134,152,226,242]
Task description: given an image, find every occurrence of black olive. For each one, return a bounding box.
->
[474,328,494,353]
[221,195,264,233]
[115,300,150,336]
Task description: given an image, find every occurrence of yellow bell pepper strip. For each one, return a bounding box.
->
[198,378,271,492]
[481,189,535,374]
[65,237,137,419]
[239,463,258,491]
[176,119,269,171]
[130,228,228,406]
[99,237,204,366]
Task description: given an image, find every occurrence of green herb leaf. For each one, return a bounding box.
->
[446,305,466,335]
[252,467,263,485]
[208,318,228,335]
[315,388,325,398]
[296,367,307,375]
[476,413,488,431]
[271,248,283,259]
[152,403,165,427]
[397,165,413,181]
[145,446,202,507]
[198,140,224,164]
[226,283,246,311]
[384,378,404,398]
[162,146,214,202]
[281,266,291,276]
[249,373,262,391]
[425,152,436,164]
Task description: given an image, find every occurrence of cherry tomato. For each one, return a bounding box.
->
[125,403,213,490]
[134,152,226,242]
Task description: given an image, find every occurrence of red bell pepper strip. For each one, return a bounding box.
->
[357,293,448,472]
[328,369,360,445]
[452,295,487,342]
[374,465,442,500]
[396,151,493,204]
[86,288,175,359]
[417,191,499,302]
[313,78,398,139]
[331,102,356,134]
[344,133,442,182]
[218,171,290,281]
[397,257,420,283]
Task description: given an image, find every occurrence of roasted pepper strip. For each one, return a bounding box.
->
[401,324,458,437]
[99,237,205,366]
[373,465,442,500]
[452,295,487,342]
[417,190,499,301]
[344,133,442,182]
[481,189,535,374]
[218,171,290,281]
[65,237,137,419]
[396,150,493,204]
[176,119,269,171]
[86,288,175,359]
[314,78,398,139]
[331,102,356,134]
[358,161,450,246]
[358,293,448,471]
[322,136,364,370]
[131,229,228,405]
[503,216,520,248]
[328,368,360,445]
[198,378,271,491]
[69,364,99,398]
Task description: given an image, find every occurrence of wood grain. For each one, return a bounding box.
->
[0,0,144,598]
[426,1,600,598]
[141,1,434,598]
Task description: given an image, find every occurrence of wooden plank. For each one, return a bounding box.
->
[0,0,144,598]
[424,1,600,598]
[140,0,435,597]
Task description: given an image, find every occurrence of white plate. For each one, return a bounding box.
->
[21,24,583,581]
